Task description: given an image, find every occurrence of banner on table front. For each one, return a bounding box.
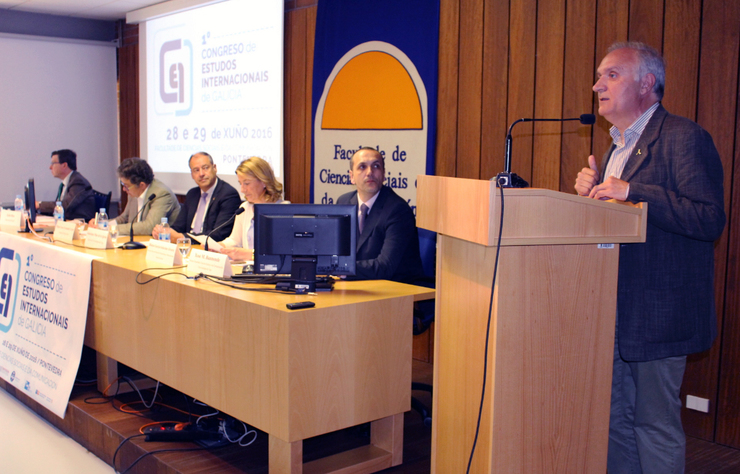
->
[311,0,440,214]
[0,233,94,418]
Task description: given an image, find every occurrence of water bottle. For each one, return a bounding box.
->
[97,208,109,230]
[53,201,64,223]
[14,195,24,212]
[159,217,171,242]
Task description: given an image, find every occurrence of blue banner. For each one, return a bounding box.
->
[311,0,440,214]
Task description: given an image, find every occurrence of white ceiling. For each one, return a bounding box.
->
[0,0,165,21]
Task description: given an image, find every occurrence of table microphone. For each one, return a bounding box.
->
[496,113,596,188]
[204,206,245,251]
[121,193,157,250]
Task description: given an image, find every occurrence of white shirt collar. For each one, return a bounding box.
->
[137,184,152,210]
[358,187,381,212]
[200,178,218,197]
[60,171,74,199]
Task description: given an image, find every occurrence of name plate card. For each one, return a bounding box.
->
[53,221,80,244]
[0,210,23,232]
[188,249,232,277]
[146,239,183,266]
[85,227,113,249]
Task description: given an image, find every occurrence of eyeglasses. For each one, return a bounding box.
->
[190,164,212,173]
[50,160,61,166]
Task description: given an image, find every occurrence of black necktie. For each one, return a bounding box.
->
[359,203,369,234]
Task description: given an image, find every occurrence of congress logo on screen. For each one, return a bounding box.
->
[157,38,193,116]
[0,247,20,333]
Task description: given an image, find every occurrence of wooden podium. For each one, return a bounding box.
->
[416,176,647,473]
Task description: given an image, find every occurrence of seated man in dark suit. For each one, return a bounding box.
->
[37,149,96,221]
[337,147,424,284]
[152,152,241,242]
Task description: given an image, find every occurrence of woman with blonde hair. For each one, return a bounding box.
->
[218,156,286,261]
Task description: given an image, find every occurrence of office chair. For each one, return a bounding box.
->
[411,228,436,428]
[93,190,112,214]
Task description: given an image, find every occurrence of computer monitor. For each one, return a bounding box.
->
[23,178,37,230]
[253,203,356,293]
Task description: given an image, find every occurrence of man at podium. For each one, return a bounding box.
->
[575,42,725,473]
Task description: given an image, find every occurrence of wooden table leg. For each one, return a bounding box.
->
[371,413,404,467]
[95,352,157,395]
[298,413,404,474]
[96,352,118,395]
[270,435,303,474]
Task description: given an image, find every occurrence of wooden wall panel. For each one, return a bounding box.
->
[283,11,294,199]
[661,0,701,121]
[479,0,509,180]
[117,21,140,213]
[559,0,597,192]
[628,0,663,48]
[113,0,740,447]
[718,66,740,445]
[455,0,484,179]
[436,0,460,177]
[304,7,316,205]
[506,0,537,184]
[118,34,139,161]
[662,0,710,440]
[532,0,565,190]
[708,0,740,447]
[592,0,629,162]
[284,8,309,204]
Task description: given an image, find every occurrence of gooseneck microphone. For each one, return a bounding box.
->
[496,113,596,188]
[204,206,245,251]
[121,193,157,250]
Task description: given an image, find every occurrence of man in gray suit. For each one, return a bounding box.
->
[575,43,725,473]
[97,157,180,236]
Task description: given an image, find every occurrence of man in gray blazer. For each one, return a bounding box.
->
[108,157,180,236]
[575,42,725,473]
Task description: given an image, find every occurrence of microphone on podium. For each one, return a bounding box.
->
[204,206,245,251]
[495,114,596,188]
[121,193,157,250]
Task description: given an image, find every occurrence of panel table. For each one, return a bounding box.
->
[8,233,433,474]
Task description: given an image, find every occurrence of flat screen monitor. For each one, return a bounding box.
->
[24,178,37,228]
[254,204,356,293]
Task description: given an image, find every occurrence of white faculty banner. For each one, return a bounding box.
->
[0,233,94,419]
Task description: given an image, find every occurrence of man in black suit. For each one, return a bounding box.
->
[153,152,241,242]
[37,149,96,221]
[575,42,725,473]
[337,147,424,284]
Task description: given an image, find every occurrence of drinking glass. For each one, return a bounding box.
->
[74,218,86,241]
[109,220,119,245]
[176,237,191,260]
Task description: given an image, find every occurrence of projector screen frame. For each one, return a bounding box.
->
[133,0,284,195]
